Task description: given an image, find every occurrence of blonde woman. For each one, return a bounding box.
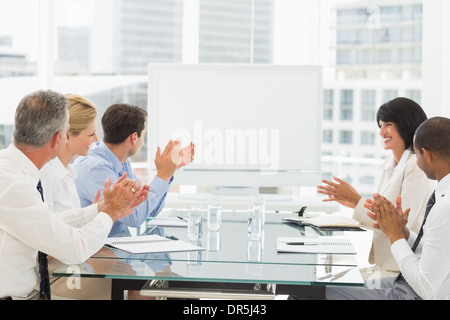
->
[40,94,112,300]
[41,94,98,213]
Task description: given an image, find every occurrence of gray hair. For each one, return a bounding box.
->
[13,90,69,149]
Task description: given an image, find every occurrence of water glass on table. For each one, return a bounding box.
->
[188,205,203,241]
[207,196,222,231]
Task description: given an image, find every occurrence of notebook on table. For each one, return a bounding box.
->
[283,215,364,231]
[105,235,204,254]
[277,237,356,254]
[147,217,188,227]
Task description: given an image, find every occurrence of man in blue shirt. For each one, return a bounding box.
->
[74,104,194,237]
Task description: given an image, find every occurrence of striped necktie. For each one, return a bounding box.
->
[36,180,51,300]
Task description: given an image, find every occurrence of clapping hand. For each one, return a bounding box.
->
[155,140,195,181]
[317,177,362,209]
[364,194,410,244]
[98,173,149,222]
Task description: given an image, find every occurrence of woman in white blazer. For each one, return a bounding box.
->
[317,97,435,278]
[39,94,112,299]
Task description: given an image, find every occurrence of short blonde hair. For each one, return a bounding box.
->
[64,93,97,137]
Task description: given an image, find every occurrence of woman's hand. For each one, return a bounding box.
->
[317,176,362,209]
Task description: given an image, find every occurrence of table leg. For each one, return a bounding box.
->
[111,279,147,300]
[276,284,326,300]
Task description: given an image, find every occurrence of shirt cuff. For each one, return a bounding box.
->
[84,204,101,222]
[391,238,415,266]
[407,231,418,248]
[151,176,172,192]
[96,211,114,228]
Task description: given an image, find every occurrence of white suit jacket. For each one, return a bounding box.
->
[353,149,435,273]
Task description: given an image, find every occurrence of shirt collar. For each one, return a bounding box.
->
[436,173,450,202]
[46,157,77,180]
[98,141,124,175]
[8,143,40,184]
[382,149,411,174]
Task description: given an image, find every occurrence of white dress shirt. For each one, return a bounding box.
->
[40,157,81,213]
[353,149,435,272]
[391,173,450,300]
[0,144,113,298]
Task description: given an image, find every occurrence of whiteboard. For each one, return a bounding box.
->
[148,64,322,187]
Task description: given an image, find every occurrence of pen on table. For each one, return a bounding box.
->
[286,242,318,246]
[165,235,179,241]
[177,216,187,222]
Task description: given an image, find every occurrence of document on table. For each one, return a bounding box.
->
[105,235,204,254]
[277,237,356,254]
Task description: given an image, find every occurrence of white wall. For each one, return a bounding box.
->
[422,0,450,118]
[273,0,321,65]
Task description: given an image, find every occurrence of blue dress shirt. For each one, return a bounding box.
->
[73,142,172,237]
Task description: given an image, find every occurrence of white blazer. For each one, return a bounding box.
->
[353,149,435,273]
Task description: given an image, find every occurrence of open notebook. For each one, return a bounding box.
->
[105,235,204,254]
[277,237,356,254]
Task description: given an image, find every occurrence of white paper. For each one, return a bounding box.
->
[105,235,204,254]
[147,217,188,227]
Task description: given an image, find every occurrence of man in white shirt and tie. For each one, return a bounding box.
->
[326,117,450,300]
[0,90,149,300]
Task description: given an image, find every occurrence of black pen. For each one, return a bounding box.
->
[177,216,187,222]
[286,242,318,246]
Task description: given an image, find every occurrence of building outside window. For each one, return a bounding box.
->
[340,89,354,121]
[2,0,449,198]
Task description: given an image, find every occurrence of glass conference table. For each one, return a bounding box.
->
[53,209,365,300]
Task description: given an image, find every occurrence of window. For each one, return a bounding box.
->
[4,0,449,199]
[323,89,334,120]
[323,130,333,144]
[340,90,354,121]
[406,89,422,104]
[360,132,375,145]
[339,130,353,144]
[361,90,376,121]
[0,0,39,150]
[383,89,398,103]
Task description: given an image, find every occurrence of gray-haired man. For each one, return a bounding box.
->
[0,90,149,300]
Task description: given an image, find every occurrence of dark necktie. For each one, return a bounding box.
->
[395,191,436,284]
[411,191,436,253]
[36,180,51,300]
[118,166,125,177]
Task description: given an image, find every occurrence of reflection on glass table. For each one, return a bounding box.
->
[93,210,359,267]
[53,210,365,299]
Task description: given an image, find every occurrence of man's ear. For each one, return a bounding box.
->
[422,148,433,163]
[130,132,138,145]
[49,131,62,150]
